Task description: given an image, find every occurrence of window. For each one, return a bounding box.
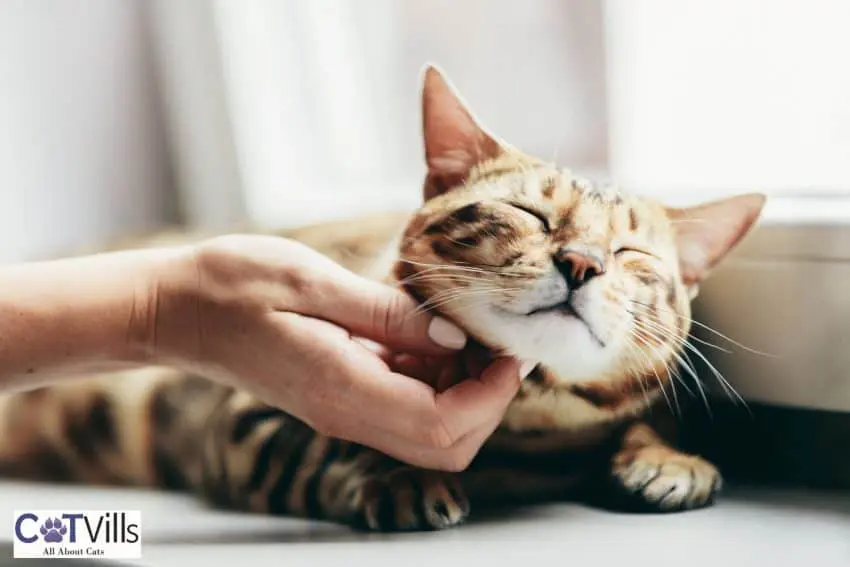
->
[152,0,850,230]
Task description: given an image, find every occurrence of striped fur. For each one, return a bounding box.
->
[0,66,765,531]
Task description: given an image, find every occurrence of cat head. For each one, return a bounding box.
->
[394,65,765,403]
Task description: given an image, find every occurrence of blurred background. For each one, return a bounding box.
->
[1,0,850,263]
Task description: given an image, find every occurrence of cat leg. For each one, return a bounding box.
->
[195,392,469,532]
[605,419,722,512]
[347,463,470,531]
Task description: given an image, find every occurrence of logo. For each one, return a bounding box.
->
[13,510,142,560]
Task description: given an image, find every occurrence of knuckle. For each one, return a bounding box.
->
[192,236,257,298]
[423,417,455,450]
[193,237,236,280]
[196,235,316,302]
[441,449,474,472]
[278,260,316,298]
[372,292,409,341]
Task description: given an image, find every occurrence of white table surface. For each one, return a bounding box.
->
[0,481,847,566]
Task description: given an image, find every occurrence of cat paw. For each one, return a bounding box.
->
[611,446,722,512]
[354,468,469,532]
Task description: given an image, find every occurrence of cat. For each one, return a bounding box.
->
[0,65,766,531]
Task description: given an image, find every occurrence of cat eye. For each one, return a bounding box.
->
[614,246,657,259]
[510,204,551,233]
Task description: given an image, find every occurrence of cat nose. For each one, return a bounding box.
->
[554,249,605,288]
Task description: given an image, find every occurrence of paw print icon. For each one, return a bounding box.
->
[39,518,67,543]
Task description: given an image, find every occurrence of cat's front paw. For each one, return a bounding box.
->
[611,445,722,512]
[354,468,469,532]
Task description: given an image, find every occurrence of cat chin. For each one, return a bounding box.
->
[458,304,621,383]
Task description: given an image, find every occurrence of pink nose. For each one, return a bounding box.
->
[555,250,604,287]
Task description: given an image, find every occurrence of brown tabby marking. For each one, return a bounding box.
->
[0,66,764,531]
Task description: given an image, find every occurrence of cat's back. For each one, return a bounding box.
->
[102,210,411,278]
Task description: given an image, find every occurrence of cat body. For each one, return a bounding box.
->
[0,67,765,531]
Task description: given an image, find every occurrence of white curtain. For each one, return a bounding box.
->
[149,0,610,230]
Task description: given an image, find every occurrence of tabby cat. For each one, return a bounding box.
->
[0,66,766,531]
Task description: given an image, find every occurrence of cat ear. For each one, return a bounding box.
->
[667,193,766,286]
[421,65,503,201]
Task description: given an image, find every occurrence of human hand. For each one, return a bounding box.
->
[145,234,534,471]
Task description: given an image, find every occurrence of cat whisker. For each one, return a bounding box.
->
[685,333,733,354]
[399,258,532,279]
[398,273,511,287]
[399,258,499,274]
[634,326,686,415]
[632,314,750,415]
[622,337,664,412]
[632,319,707,416]
[677,336,751,414]
[631,317,698,393]
[628,299,777,357]
[626,329,678,417]
[445,236,476,248]
[408,287,517,318]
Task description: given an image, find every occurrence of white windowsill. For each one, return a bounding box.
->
[253,179,850,230]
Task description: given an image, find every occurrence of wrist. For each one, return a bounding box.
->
[0,246,193,386]
[51,247,192,366]
[122,244,205,368]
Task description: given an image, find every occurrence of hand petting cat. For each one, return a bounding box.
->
[170,235,533,471]
[0,233,529,472]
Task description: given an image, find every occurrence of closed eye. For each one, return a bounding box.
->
[615,247,658,259]
[510,204,551,233]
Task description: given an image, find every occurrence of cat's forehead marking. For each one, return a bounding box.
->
[628,207,640,232]
[570,174,623,206]
[540,174,558,198]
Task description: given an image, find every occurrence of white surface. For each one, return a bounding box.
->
[0,481,847,566]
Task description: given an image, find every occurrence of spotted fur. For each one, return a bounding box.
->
[0,66,766,531]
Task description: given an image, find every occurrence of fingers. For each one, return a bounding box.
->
[335,354,526,453]
[270,312,531,470]
[197,235,467,354]
[433,357,528,438]
[280,248,468,354]
[270,311,441,426]
[327,343,526,456]
[330,412,505,472]
[326,280,467,354]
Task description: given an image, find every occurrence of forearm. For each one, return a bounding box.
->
[0,247,187,391]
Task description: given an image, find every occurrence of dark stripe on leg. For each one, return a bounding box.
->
[153,446,190,490]
[87,395,117,449]
[267,427,315,515]
[248,427,286,492]
[66,416,97,461]
[408,473,427,528]
[231,407,284,443]
[375,481,397,530]
[303,438,342,519]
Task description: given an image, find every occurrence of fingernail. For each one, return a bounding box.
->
[519,360,538,380]
[428,317,467,350]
